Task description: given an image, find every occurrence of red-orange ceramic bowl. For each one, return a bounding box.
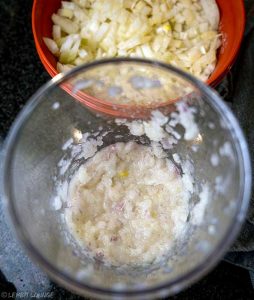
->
[32,0,245,117]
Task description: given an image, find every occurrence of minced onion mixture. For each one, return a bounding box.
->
[54,106,208,267]
[65,142,190,266]
[44,0,221,81]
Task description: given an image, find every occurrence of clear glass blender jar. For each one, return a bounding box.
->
[2,58,251,299]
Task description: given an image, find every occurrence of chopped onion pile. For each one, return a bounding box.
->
[44,0,221,81]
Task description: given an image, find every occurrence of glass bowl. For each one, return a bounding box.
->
[2,58,251,299]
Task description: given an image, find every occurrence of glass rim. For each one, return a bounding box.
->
[2,58,252,297]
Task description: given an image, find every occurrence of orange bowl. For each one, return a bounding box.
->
[32,0,246,119]
[32,0,245,87]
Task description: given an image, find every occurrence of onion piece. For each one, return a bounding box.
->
[200,0,220,30]
[43,37,59,55]
[52,14,79,34]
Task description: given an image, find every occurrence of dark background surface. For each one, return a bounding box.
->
[0,0,254,299]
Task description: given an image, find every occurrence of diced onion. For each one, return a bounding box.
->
[52,25,61,40]
[52,13,79,34]
[44,0,221,79]
[43,37,59,55]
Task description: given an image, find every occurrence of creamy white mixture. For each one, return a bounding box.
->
[64,141,190,266]
[52,103,223,268]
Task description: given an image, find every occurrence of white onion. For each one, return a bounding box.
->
[200,0,220,30]
[43,37,59,55]
[52,25,61,40]
[52,13,79,34]
[45,0,221,80]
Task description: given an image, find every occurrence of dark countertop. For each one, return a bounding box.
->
[0,0,254,299]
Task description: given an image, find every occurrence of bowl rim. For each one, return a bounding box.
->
[207,0,246,86]
[32,0,246,90]
[2,58,252,298]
